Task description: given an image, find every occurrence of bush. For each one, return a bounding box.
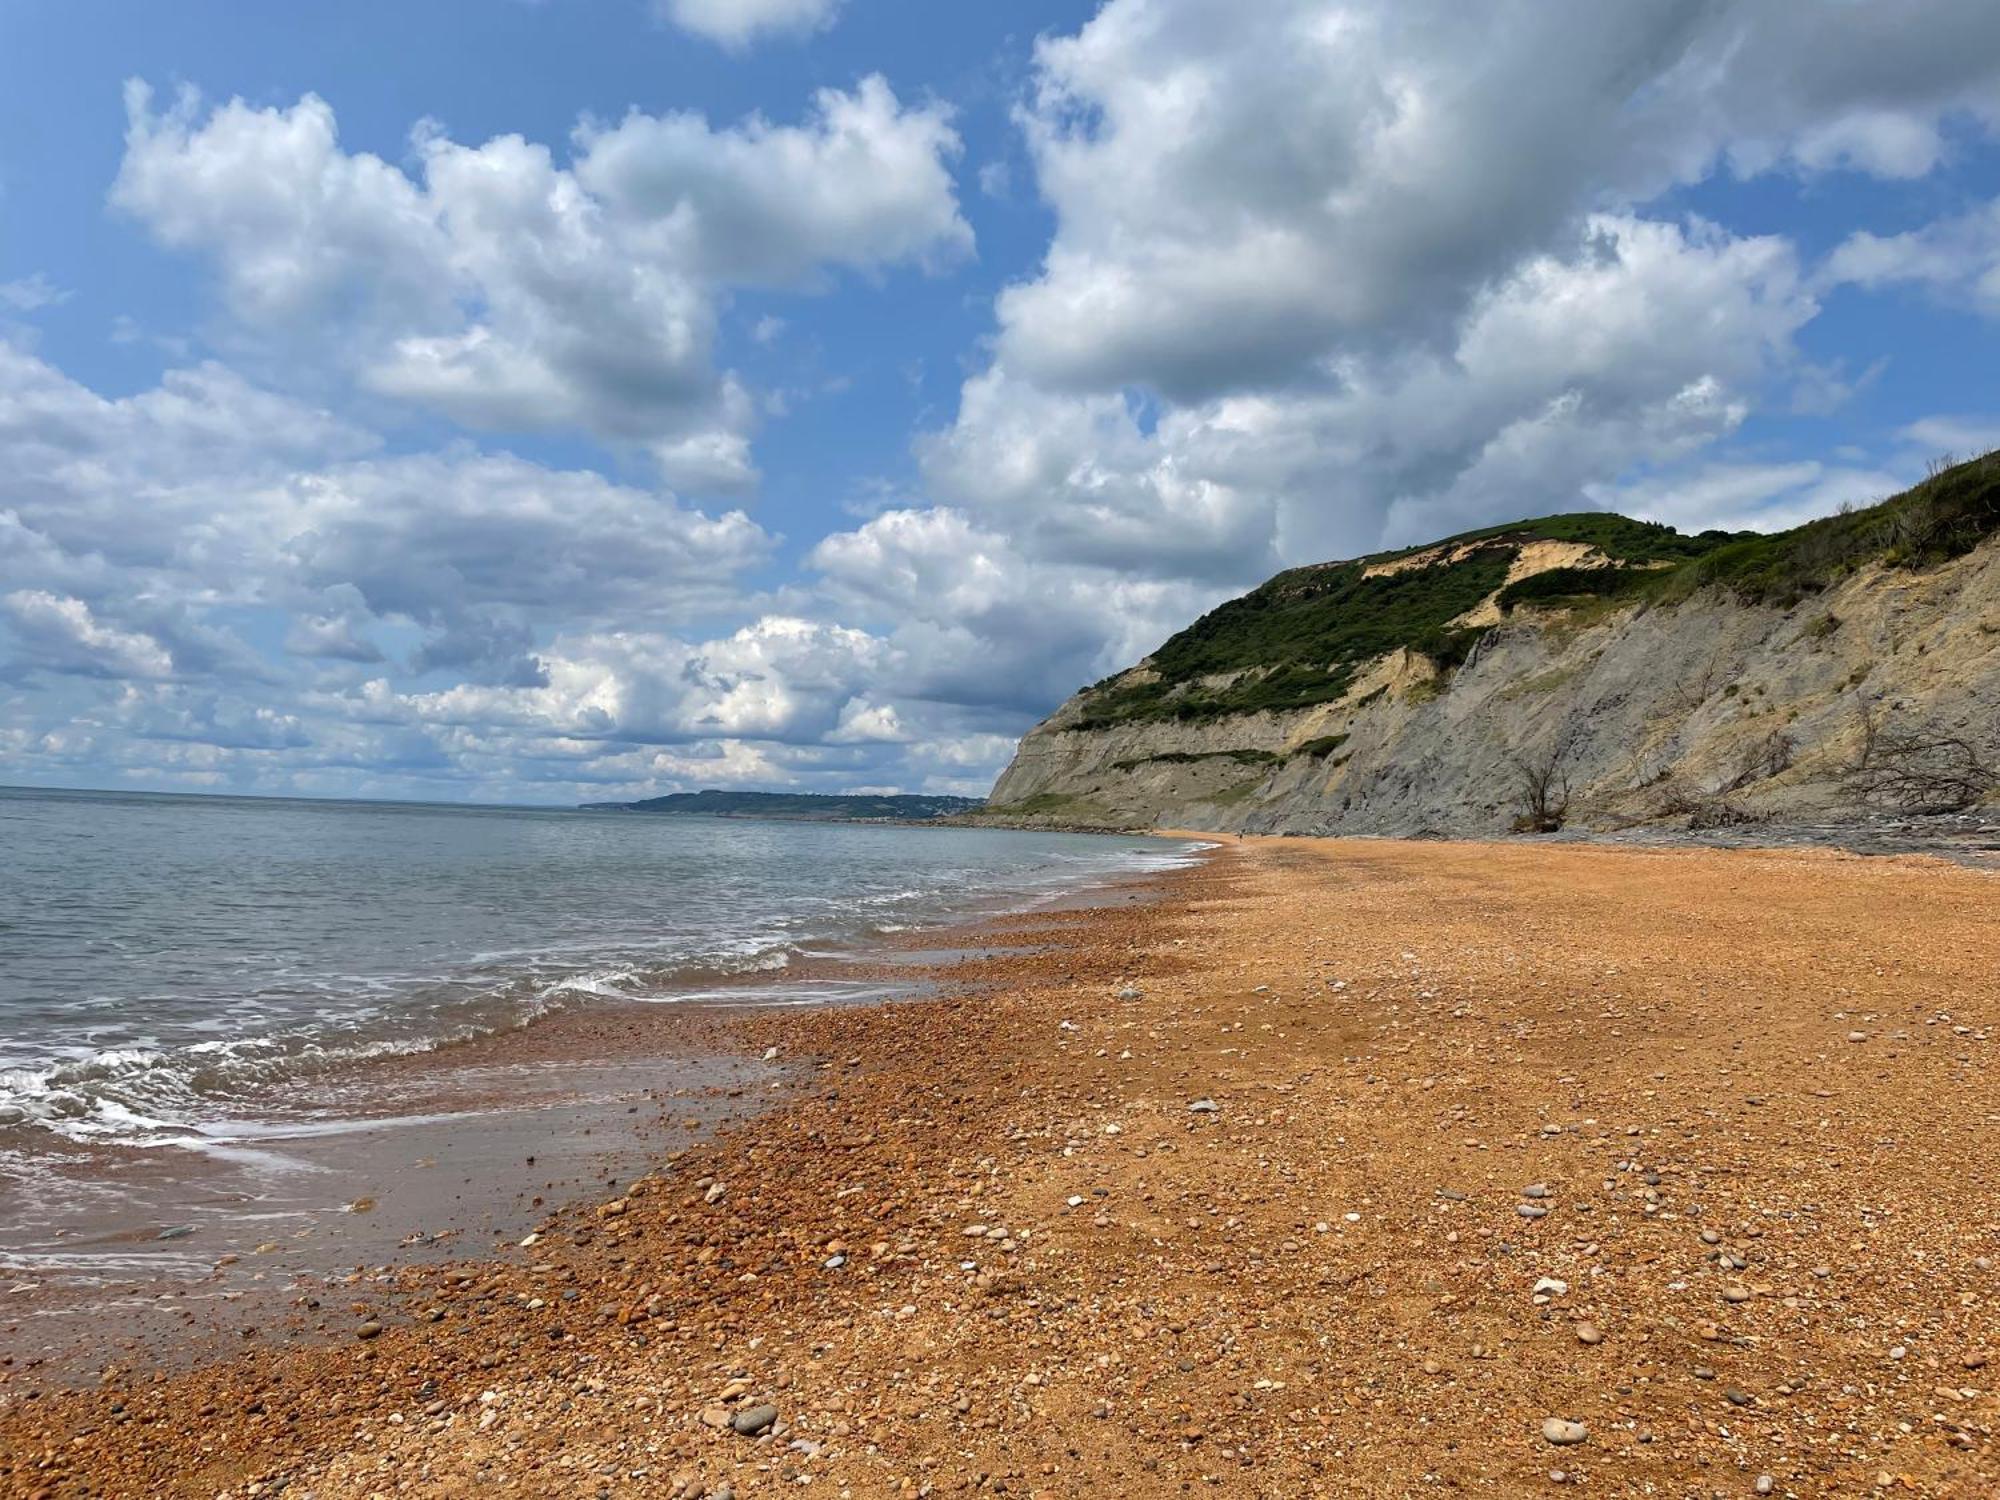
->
[1844,713,1998,813]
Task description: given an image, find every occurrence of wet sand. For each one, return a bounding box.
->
[2,837,1996,1497]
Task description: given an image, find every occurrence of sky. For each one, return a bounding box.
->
[2,0,1999,806]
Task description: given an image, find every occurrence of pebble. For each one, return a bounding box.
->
[1721,1284,1752,1303]
[355,1322,382,1341]
[1522,1183,1551,1199]
[1574,1322,1603,1346]
[1540,1417,1588,1446]
[1188,1098,1219,1113]
[1518,1204,1548,1219]
[1755,1476,1775,1496]
[730,1403,779,1437]
[1532,1277,1569,1299]
[1117,985,1142,1001]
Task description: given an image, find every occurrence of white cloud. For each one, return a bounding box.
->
[1586,461,1903,536]
[112,76,967,486]
[656,0,841,51]
[3,591,175,681]
[0,274,71,312]
[13,2,2000,804]
[809,505,1225,712]
[994,0,2000,406]
[1822,198,2000,317]
[929,213,1818,573]
[0,337,773,692]
[1899,414,2000,457]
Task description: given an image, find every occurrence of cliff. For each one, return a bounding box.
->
[981,453,2000,837]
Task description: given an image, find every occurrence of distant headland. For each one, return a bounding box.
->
[578,789,985,823]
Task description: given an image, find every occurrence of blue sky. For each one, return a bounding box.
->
[2,0,1998,803]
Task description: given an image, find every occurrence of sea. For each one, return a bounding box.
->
[0,785,1201,1295]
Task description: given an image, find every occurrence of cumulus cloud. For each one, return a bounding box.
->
[656,0,841,51]
[0,336,774,704]
[13,1,2000,805]
[112,76,967,486]
[995,0,2000,405]
[928,213,1817,575]
[809,506,1225,713]
[3,591,175,681]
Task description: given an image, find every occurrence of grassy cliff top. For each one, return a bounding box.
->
[1072,452,2000,730]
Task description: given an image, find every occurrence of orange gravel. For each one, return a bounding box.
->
[2,837,1996,1498]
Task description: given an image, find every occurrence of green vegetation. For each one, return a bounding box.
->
[1389,511,1740,565]
[1068,452,2000,729]
[1203,777,1266,807]
[1496,565,1654,613]
[1074,546,1513,727]
[1664,455,2000,605]
[977,790,1122,823]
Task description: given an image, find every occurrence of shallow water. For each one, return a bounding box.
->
[0,785,1200,1251]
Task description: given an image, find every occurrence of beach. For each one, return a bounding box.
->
[3,835,1997,1497]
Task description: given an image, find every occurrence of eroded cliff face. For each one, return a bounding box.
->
[982,539,2000,836]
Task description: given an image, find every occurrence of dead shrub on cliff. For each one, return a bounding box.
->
[1653,779,1765,830]
[1725,729,1795,791]
[1507,725,1579,833]
[1843,708,1998,814]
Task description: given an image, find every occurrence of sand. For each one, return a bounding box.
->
[2,836,1995,1497]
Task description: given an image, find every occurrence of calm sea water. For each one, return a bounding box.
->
[0,786,1198,1156]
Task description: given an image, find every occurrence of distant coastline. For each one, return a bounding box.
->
[578,788,984,823]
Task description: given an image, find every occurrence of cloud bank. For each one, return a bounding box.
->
[6,0,2000,802]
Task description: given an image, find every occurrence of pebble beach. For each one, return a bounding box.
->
[3,835,1996,1497]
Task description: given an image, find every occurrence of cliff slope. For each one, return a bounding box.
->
[982,453,2000,836]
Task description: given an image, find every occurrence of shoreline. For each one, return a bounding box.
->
[3,835,1995,1496]
[0,848,1193,1387]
